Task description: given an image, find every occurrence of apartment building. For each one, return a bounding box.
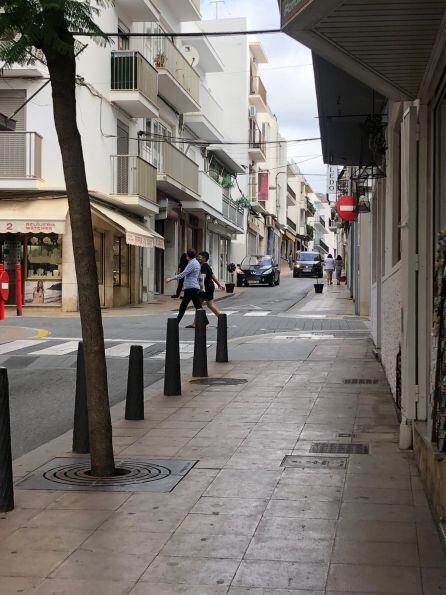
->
[283,160,309,260]
[281,0,446,524]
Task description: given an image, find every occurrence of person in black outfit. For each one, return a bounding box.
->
[171,252,188,299]
[186,251,225,329]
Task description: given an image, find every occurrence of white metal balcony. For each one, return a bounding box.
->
[198,172,223,212]
[110,51,159,119]
[156,38,200,114]
[0,132,43,190]
[248,122,266,162]
[183,85,224,142]
[110,155,158,215]
[222,196,244,230]
[157,143,199,201]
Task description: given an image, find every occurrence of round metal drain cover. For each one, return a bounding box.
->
[190,378,248,386]
[43,460,171,487]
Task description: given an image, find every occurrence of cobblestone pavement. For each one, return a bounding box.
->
[1,286,445,594]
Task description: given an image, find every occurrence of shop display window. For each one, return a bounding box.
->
[26,234,62,279]
[113,236,129,287]
[94,231,104,285]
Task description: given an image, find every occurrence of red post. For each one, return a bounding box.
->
[0,264,4,322]
[15,264,22,317]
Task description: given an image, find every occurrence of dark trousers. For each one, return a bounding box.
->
[174,277,184,298]
[177,288,207,323]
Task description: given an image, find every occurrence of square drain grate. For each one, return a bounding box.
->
[343,378,379,385]
[337,433,356,438]
[281,455,348,469]
[310,442,369,455]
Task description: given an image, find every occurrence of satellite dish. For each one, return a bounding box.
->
[181,45,200,68]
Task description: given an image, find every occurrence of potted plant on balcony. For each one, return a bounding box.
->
[154,51,167,68]
[236,196,251,209]
[226,263,236,293]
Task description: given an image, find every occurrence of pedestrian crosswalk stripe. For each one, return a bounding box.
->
[244,311,271,317]
[105,342,155,358]
[30,340,80,356]
[0,339,47,355]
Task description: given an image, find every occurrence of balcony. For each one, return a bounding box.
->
[0,132,42,189]
[115,0,158,22]
[183,85,224,142]
[287,218,297,232]
[222,196,244,230]
[287,185,297,206]
[249,76,268,112]
[314,215,328,235]
[248,122,266,162]
[156,38,200,114]
[110,155,158,215]
[157,143,199,201]
[161,0,200,21]
[110,51,159,119]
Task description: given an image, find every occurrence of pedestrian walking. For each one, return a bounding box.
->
[171,252,188,299]
[166,249,208,325]
[335,254,343,285]
[186,251,225,329]
[325,253,334,285]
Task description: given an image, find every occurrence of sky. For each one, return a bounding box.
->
[200,0,326,193]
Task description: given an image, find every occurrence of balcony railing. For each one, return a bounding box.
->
[287,218,297,232]
[249,123,266,155]
[158,142,199,195]
[222,196,244,229]
[320,216,326,227]
[111,155,157,201]
[199,85,223,125]
[320,238,329,253]
[111,51,158,107]
[250,76,267,106]
[0,132,42,179]
[157,38,200,105]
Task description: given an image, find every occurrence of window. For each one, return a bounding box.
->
[26,234,62,279]
[144,118,172,168]
[113,237,129,287]
[94,231,104,285]
[117,22,130,51]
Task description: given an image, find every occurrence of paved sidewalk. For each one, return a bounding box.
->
[1,286,445,594]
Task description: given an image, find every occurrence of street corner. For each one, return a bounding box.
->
[0,324,50,341]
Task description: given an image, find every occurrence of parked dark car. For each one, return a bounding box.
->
[237,255,280,287]
[293,251,323,278]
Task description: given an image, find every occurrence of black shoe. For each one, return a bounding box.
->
[171,295,179,299]
[185,324,195,329]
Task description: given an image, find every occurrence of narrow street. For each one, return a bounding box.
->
[2,274,326,458]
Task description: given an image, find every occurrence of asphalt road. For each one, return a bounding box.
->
[3,275,316,458]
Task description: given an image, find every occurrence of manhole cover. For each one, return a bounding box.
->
[281,455,348,469]
[337,432,356,438]
[310,442,369,455]
[190,378,248,386]
[343,378,379,385]
[16,458,197,493]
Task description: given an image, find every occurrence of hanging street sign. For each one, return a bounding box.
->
[336,194,358,222]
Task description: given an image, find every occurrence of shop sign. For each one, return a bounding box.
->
[126,232,154,249]
[258,172,269,201]
[0,271,9,301]
[327,165,338,196]
[281,0,313,27]
[0,220,64,234]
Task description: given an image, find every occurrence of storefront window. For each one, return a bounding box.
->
[113,236,129,287]
[27,234,62,279]
[94,231,104,285]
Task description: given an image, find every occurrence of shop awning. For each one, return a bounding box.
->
[285,229,297,242]
[0,198,69,234]
[92,202,165,250]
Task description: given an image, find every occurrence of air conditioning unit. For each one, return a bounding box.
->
[249,106,257,119]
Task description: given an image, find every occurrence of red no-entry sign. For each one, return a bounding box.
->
[336,194,358,222]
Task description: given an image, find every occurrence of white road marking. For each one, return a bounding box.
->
[30,340,80,356]
[0,339,47,355]
[105,342,155,358]
[244,311,271,317]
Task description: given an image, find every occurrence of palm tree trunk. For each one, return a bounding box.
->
[44,41,115,477]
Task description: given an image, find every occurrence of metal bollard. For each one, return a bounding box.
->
[164,318,181,396]
[193,309,208,378]
[72,342,90,454]
[15,264,22,317]
[216,313,229,363]
[0,368,14,512]
[125,345,144,420]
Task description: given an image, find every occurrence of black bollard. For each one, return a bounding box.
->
[0,368,14,512]
[164,318,181,396]
[125,345,144,420]
[72,342,90,454]
[193,309,208,378]
[216,313,229,363]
